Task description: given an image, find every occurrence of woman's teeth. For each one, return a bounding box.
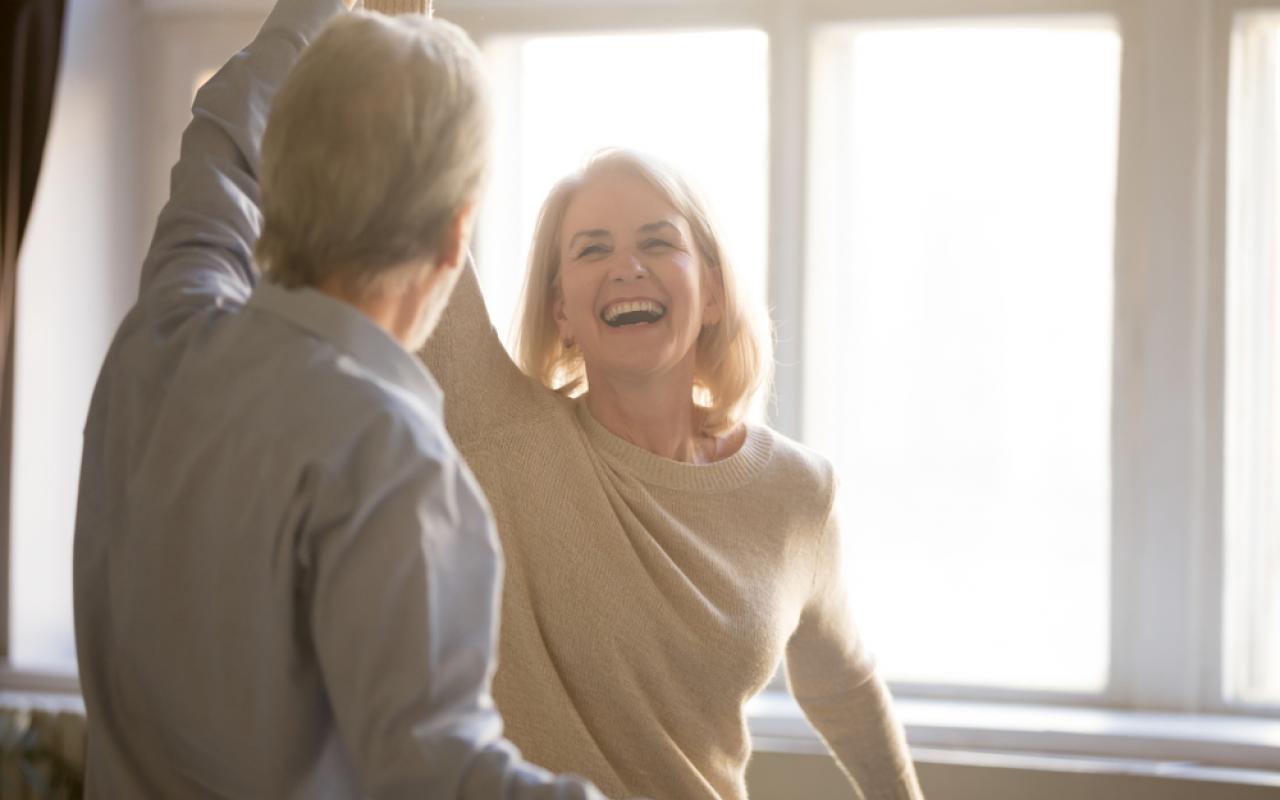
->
[602,300,666,327]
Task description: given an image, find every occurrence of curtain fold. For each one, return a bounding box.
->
[0,0,68,656]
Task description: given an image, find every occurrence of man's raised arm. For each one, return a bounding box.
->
[136,0,348,313]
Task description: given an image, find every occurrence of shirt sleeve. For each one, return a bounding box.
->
[784,503,925,800]
[303,410,612,800]
[135,0,345,320]
[418,258,545,448]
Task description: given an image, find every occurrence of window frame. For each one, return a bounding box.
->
[448,0,1280,720]
[1213,0,1280,717]
[2,0,1278,763]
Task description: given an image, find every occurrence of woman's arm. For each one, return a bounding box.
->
[304,412,612,800]
[419,256,542,447]
[785,506,925,800]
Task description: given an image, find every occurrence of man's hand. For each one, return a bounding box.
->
[362,0,431,14]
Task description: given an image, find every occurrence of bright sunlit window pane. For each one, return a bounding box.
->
[478,30,768,349]
[805,20,1120,691]
[1225,12,1280,707]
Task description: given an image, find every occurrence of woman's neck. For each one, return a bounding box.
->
[583,369,712,464]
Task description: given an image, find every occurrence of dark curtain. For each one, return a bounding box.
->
[0,0,67,655]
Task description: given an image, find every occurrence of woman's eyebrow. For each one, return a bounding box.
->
[567,229,611,251]
[637,220,682,237]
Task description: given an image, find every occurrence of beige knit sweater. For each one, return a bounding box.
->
[422,266,923,800]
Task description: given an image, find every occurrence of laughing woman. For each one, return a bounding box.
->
[423,149,923,800]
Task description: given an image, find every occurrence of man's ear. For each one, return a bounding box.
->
[437,201,477,273]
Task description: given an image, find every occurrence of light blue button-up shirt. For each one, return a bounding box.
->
[72,1,606,797]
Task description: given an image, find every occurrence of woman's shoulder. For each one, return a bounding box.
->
[746,423,837,506]
[454,384,574,454]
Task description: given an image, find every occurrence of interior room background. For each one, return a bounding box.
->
[2,0,1278,798]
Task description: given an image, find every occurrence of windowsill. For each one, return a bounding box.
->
[0,666,80,696]
[747,691,1280,786]
[6,675,1280,786]
[0,667,84,720]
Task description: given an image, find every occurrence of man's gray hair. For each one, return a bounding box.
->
[256,11,491,292]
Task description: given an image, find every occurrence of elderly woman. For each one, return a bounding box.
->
[423,149,923,800]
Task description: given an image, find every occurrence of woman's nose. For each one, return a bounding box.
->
[610,251,647,281]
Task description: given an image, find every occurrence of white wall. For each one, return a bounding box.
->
[10,0,142,670]
[138,12,265,249]
[8,0,266,674]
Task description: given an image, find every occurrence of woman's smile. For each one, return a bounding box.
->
[600,298,667,327]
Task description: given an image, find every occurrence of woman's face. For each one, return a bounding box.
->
[553,170,722,387]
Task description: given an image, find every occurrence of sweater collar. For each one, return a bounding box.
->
[575,398,773,492]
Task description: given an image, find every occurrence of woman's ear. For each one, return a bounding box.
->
[701,264,725,327]
[552,280,574,346]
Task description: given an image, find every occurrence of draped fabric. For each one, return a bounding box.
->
[0,0,67,650]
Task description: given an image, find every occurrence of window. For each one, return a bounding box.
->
[9,11,145,675]
[5,10,252,684]
[446,2,1280,746]
[1225,10,1280,708]
[805,20,1120,692]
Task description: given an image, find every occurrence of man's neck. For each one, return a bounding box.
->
[315,269,437,350]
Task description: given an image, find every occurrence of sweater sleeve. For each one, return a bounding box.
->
[784,504,925,800]
[419,258,544,447]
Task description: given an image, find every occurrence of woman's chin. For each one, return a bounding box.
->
[588,360,699,394]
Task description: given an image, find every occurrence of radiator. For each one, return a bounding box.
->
[0,701,85,800]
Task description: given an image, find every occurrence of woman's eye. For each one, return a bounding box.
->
[642,238,673,250]
[577,244,609,258]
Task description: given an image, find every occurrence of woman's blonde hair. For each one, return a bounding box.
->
[256,12,490,293]
[513,149,772,435]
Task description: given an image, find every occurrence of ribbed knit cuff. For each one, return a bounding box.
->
[363,0,430,15]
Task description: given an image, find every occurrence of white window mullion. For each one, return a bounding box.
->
[1198,0,1235,718]
[766,6,810,440]
[1109,0,1216,714]
[1222,1,1280,713]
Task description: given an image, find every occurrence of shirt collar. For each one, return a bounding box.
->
[247,281,443,413]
